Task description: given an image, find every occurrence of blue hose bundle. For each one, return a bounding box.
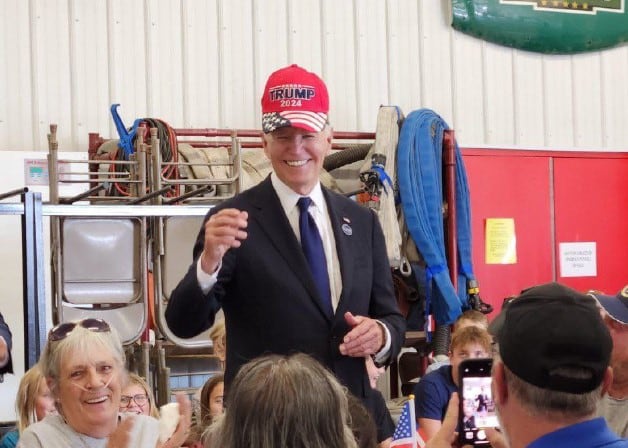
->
[397,108,475,325]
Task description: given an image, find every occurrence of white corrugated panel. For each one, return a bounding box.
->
[252,0,291,129]
[1,0,627,151]
[354,0,390,130]
[483,43,515,145]
[451,27,485,145]
[601,45,628,149]
[145,0,184,124]
[512,51,545,147]
[181,0,221,128]
[417,1,454,125]
[385,0,423,120]
[68,0,110,149]
[286,0,323,68]
[321,0,359,131]
[572,53,603,149]
[32,0,73,151]
[218,0,255,129]
[0,0,33,150]
[543,55,575,148]
[108,0,148,135]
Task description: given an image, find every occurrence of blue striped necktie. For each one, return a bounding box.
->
[297,197,333,316]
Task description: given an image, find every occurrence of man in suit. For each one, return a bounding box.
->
[166,65,405,436]
[0,312,13,378]
[475,386,489,414]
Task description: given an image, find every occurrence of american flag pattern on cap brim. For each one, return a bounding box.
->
[262,111,328,133]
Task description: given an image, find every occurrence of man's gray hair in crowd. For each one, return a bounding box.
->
[205,353,357,448]
[502,359,603,419]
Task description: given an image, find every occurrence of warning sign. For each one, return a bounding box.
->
[559,242,597,278]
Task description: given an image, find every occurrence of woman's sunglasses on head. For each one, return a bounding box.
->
[48,318,111,342]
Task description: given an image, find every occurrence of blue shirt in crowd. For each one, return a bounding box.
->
[413,364,458,423]
[528,417,628,448]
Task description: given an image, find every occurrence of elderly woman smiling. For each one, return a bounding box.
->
[17,319,190,448]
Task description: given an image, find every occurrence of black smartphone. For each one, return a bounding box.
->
[458,358,499,446]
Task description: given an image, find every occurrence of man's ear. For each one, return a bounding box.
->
[492,361,508,406]
[601,366,614,397]
[261,133,270,157]
[324,126,333,155]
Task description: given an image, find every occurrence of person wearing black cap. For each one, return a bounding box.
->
[491,282,626,447]
[426,282,628,448]
[592,284,628,437]
[165,64,405,444]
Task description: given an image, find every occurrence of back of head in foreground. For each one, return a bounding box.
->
[494,282,613,422]
[205,353,358,448]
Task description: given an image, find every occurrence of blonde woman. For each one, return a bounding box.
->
[18,318,191,448]
[0,365,57,448]
[119,373,159,418]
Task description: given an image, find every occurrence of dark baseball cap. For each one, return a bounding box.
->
[591,285,628,325]
[496,282,612,394]
[487,295,516,336]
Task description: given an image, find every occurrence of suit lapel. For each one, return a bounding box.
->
[251,178,333,321]
[324,189,355,319]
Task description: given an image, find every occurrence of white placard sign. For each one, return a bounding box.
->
[559,242,597,278]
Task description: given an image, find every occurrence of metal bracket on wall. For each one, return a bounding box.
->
[21,190,47,368]
[0,188,47,370]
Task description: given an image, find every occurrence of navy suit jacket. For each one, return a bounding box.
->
[166,177,405,400]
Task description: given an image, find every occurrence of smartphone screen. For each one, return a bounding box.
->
[459,358,499,446]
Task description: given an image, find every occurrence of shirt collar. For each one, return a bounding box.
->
[270,173,325,213]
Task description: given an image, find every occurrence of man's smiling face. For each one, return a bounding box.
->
[262,126,332,195]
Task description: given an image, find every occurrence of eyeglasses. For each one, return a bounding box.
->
[120,394,148,407]
[48,318,111,342]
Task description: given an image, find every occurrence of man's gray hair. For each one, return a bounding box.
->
[504,364,602,420]
[205,353,357,448]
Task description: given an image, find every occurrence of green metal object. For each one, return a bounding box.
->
[452,0,628,54]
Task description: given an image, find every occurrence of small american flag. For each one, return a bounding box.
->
[391,395,426,448]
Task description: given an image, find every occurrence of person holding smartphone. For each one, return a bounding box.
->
[458,359,499,445]
[427,282,628,448]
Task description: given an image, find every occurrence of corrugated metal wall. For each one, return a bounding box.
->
[1,0,626,152]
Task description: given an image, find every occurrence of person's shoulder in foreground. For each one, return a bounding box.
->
[0,430,18,448]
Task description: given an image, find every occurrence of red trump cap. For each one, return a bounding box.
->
[261,64,329,133]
